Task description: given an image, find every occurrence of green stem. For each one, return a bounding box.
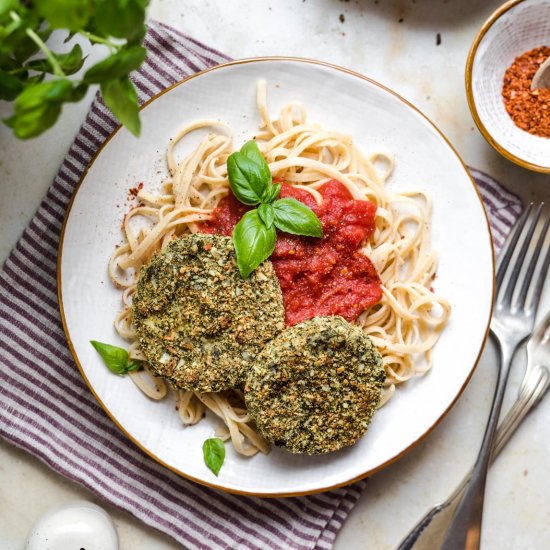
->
[78,31,118,52]
[9,11,65,78]
[25,27,65,77]
[3,18,21,36]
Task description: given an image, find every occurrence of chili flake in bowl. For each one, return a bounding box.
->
[502,46,550,138]
[466,0,550,173]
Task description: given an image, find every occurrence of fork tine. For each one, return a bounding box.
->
[499,203,542,307]
[496,203,532,291]
[525,213,550,315]
[516,208,550,309]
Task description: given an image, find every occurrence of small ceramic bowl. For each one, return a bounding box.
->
[466,0,550,173]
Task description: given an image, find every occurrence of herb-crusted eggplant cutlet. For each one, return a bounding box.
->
[133,234,286,392]
[245,316,385,454]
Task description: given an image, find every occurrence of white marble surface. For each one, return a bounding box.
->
[1,1,549,549]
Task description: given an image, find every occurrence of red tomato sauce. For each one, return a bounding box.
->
[202,180,382,325]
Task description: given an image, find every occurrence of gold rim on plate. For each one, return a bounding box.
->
[465,0,550,174]
[58,56,495,497]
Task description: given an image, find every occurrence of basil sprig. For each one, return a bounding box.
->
[1,0,148,139]
[203,437,225,476]
[90,340,140,375]
[227,140,323,278]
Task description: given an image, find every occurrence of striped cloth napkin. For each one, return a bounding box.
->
[0,20,522,550]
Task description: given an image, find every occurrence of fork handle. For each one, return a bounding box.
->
[492,365,550,457]
[397,365,550,550]
[440,342,515,550]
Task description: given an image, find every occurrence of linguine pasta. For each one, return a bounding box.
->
[109,81,451,456]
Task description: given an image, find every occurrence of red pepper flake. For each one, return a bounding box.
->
[128,182,144,198]
[204,243,213,251]
[502,46,550,138]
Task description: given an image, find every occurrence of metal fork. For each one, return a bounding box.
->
[494,310,550,454]
[397,311,550,550]
[441,203,550,549]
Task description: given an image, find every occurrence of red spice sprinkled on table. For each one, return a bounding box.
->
[502,46,550,138]
[202,180,382,326]
[128,182,144,198]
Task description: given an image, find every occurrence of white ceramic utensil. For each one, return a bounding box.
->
[25,501,118,550]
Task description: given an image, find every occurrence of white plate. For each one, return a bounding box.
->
[59,58,494,496]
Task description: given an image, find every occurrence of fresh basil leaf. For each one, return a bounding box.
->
[240,140,273,202]
[53,43,85,76]
[83,46,146,84]
[34,0,92,31]
[240,140,270,174]
[203,438,225,476]
[100,77,140,136]
[26,57,57,75]
[0,69,22,100]
[0,0,18,18]
[90,340,134,375]
[70,82,88,102]
[26,44,85,76]
[93,0,147,41]
[5,79,85,138]
[0,54,20,72]
[227,153,270,206]
[12,28,51,64]
[126,24,147,46]
[126,360,140,372]
[3,101,61,139]
[257,203,275,229]
[240,140,264,163]
[23,73,45,87]
[233,209,276,278]
[15,78,73,110]
[64,30,76,44]
[273,198,323,237]
[264,182,281,204]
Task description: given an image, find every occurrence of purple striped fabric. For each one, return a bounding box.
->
[468,167,523,253]
[0,20,522,550]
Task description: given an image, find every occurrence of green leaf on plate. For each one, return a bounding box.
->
[227,152,269,206]
[264,182,281,204]
[126,360,140,372]
[90,340,136,375]
[233,209,276,278]
[257,203,275,229]
[240,139,269,172]
[203,437,225,476]
[273,197,323,237]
